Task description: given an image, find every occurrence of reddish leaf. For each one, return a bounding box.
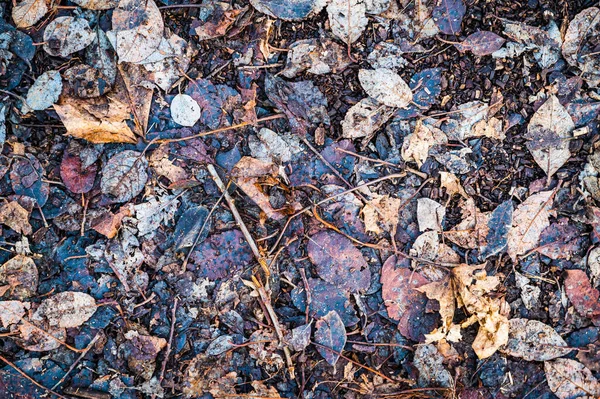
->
[60,150,98,194]
[564,269,600,326]
[307,231,371,293]
[455,31,506,56]
[314,310,346,366]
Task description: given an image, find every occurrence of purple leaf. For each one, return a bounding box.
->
[455,31,506,56]
[314,311,346,366]
[433,0,466,35]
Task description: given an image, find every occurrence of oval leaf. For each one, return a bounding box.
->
[43,17,95,58]
[358,68,413,108]
[25,70,62,111]
[101,150,149,203]
[502,318,571,361]
[314,311,346,366]
[60,151,98,194]
[12,0,48,28]
[34,292,97,328]
[433,0,466,35]
[544,359,600,399]
[455,31,506,56]
[171,94,201,127]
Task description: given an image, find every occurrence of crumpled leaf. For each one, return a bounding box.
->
[445,198,490,249]
[544,359,600,399]
[122,331,167,379]
[0,201,32,235]
[500,19,562,68]
[367,42,408,71]
[60,150,98,194]
[314,310,346,366]
[138,33,193,91]
[341,97,394,145]
[480,200,513,260]
[564,269,600,326]
[33,291,96,328]
[282,38,351,78]
[43,17,94,58]
[442,101,504,141]
[501,318,571,361]
[265,74,329,135]
[401,120,448,167]
[107,0,164,63]
[24,70,62,111]
[562,7,600,87]
[413,344,454,388]
[133,191,179,238]
[358,68,413,108]
[417,198,445,232]
[455,31,505,56]
[192,2,242,41]
[250,0,327,21]
[249,128,303,164]
[506,190,553,261]
[10,154,49,207]
[361,194,401,235]
[327,0,368,44]
[12,0,48,29]
[416,278,456,341]
[526,95,574,179]
[91,206,131,239]
[71,0,118,10]
[439,171,467,198]
[100,150,149,203]
[432,0,466,35]
[515,271,540,310]
[308,230,371,293]
[171,94,201,127]
[0,255,38,300]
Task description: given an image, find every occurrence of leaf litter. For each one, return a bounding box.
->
[1,0,600,397]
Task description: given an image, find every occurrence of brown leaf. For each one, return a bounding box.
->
[12,0,48,28]
[91,206,132,239]
[60,151,98,194]
[0,201,32,235]
[0,255,38,300]
[564,269,600,326]
[445,198,490,249]
[361,194,401,235]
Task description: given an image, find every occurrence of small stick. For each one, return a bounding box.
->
[0,354,68,399]
[52,333,100,390]
[156,298,178,397]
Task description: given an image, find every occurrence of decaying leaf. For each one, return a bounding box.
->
[416,277,456,341]
[0,255,38,300]
[63,64,112,98]
[544,359,600,399]
[562,7,600,87]
[563,269,600,326]
[0,301,29,328]
[417,198,445,232]
[250,0,327,21]
[43,17,94,58]
[480,200,513,260]
[12,0,48,28]
[515,272,540,310]
[455,31,506,56]
[358,68,413,108]
[24,70,62,111]
[440,171,467,198]
[60,150,98,194]
[108,0,164,63]
[501,318,571,361]
[327,0,368,44]
[401,120,448,167]
[445,198,490,249]
[499,19,562,68]
[33,291,97,328]
[367,41,408,71]
[341,97,394,144]
[526,95,574,179]
[71,0,118,9]
[10,154,49,207]
[442,101,504,141]
[138,33,193,91]
[0,201,31,235]
[432,0,466,35]
[100,150,149,203]
[506,190,554,261]
[308,230,371,293]
[282,38,351,78]
[361,194,401,234]
[171,94,201,127]
[314,310,347,366]
[133,191,179,238]
[413,344,454,388]
[192,2,242,40]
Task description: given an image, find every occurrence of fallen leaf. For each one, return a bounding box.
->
[100,150,149,203]
[501,318,571,361]
[282,38,351,78]
[63,64,112,98]
[455,31,506,56]
[358,68,413,108]
[307,230,371,293]
[535,218,583,260]
[10,154,49,207]
[500,19,562,69]
[249,128,303,164]
[33,291,97,328]
[361,194,401,234]
[480,200,513,260]
[138,33,193,91]
[192,2,242,40]
[544,359,600,399]
[562,7,600,87]
[90,206,131,239]
[43,17,94,58]
[440,171,467,198]
[108,0,164,63]
[445,198,489,249]
[171,94,201,127]
[433,0,466,35]
[24,70,62,111]
[60,150,98,194]
[401,120,448,167]
[86,29,117,85]
[314,310,347,366]
[367,41,408,70]
[417,198,445,232]
[122,331,167,379]
[133,191,179,238]
[526,95,574,179]
[116,63,153,135]
[0,201,32,235]
[71,0,118,9]
[190,230,253,280]
[341,97,394,145]
[413,344,454,388]
[327,0,368,44]
[416,277,456,339]
[563,269,600,326]
[250,0,327,21]
[396,68,443,119]
[506,190,553,261]
[0,255,38,300]
[12,0,48,28]
[515,272,540,310]
[288,324,311,352]
[0,301,29,328]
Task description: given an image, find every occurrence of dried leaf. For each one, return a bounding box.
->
[358,68,413,108]
[432,0,466,35]
[439,172,467,198]
[526,95,574,178]
[34,291,97,328]
[133,192,179,238]
[190,230,254,280]
[63,64,112,98]
[416,277,456,337]
[173,206,210,252]
[100,150,149,203]
[367,41,408,70]
[515,272,540,310]
[0,201,32,235]
[10,154,49,207]
[60,150,98,194]
[506,190,553,261]
[12,0,48,28]
[413,344,453,388]
[0,255,38,300]
[288,324,311,352]
[341,97,394,144]
[71,0,118,9]
[455,31,506,56]
[282,38,351,78]
[562,7,600,87]
[361,194,401,234]
[564,269,600,326]
[501,318,571,361]
[417,198,445,232]
[0,301,29,328]
[314,311,346,366]
[43,17,94,58]
[250,0,327,21]
[445,198,490,249]
[192,2,241,40]
[544,359,600,399]
[401,120,448,167]
[480,200,513,260]
[171,94,201,127]
[307,231,371,293]
[108,0,164,63]
[24,70,62,111]
[138,33,193,91]
[327,0,368,44]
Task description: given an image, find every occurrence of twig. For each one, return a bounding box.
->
[0,354,68,399]
[156,298,178,395]
[52,333,100,390]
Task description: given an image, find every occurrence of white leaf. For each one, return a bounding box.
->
[43,17,95,58]
[34,292,97,328]
[544,359,600,399]
[562,7,600,86]
[101,150,149,203]
[25,71,62,111]
[71,0,119,9]
[358,68,413,108]
[171,94,201,127]
[0,301,30,328]
[327,0,368,44]
[502,318,571,361]
[526,95,574,178]
[417,198,445,232]
[341,97,394,141]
